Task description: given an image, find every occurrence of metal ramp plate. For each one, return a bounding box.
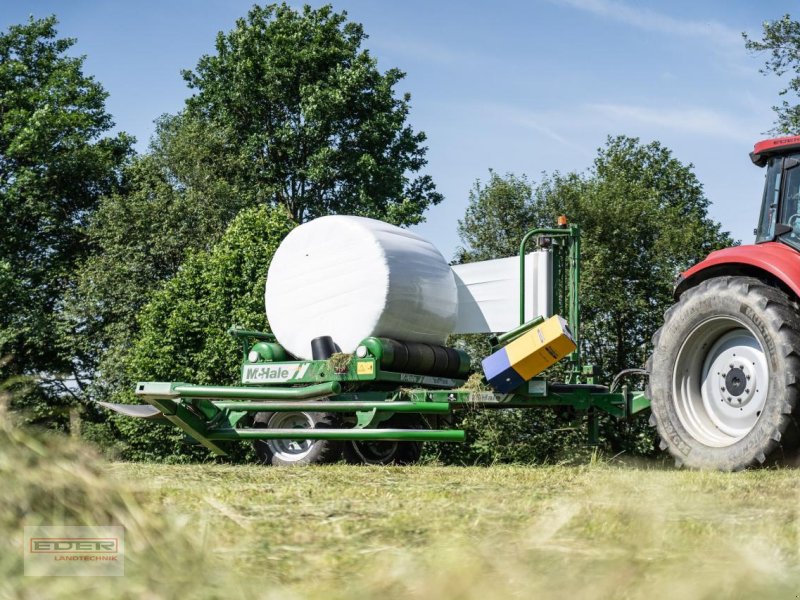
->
[96,401,164,420]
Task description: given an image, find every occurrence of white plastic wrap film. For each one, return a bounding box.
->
[533,250,553,324]
[264,216,458,359]
[451,250,552,334]
[374,226,459,340]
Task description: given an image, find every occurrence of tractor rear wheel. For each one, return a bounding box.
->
[251,410,342,466]
[648,276,800,470]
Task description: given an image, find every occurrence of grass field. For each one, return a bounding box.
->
[111,460,800,599]
[6,418,800,599]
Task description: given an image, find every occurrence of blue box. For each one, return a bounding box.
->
[481,349,526,393]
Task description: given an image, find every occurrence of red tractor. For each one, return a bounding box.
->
[649,135,800,470]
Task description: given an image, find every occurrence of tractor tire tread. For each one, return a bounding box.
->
[647,275,800,470]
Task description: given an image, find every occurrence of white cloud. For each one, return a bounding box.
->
[588,103,754,141]
[497,105,594,157]
[479,101,760,152]
[553,0,742,50]
[372,36,492,69]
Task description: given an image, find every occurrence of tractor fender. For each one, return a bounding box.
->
[675,241,800,300]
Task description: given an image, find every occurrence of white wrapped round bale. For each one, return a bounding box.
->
[264,216,458,359]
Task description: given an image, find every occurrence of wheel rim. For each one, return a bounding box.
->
[265,412,316,462]
[673,316,769,448]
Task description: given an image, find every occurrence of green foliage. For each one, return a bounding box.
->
[744,14,800,134]
[557,136,732,378]
[457,171,541,262]
[452,136,732,462]
[67,135,252,381]
[181,3,441,225]
[0,16,131,423]
[68,157,185,369]
[65,109,266,425]
[107,205,295,461]
[428,408,586,465]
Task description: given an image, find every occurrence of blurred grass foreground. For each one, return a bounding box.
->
[3,392,800,599]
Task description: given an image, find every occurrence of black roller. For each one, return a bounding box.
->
[445,347,462,375]
[407,342,435,374]
[431,345,450,374]
[386,338,409,371]
[311,336,339,360]
[404,342,424,374]
[376,339,468,379]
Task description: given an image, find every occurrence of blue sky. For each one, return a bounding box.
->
[2,1,795,259]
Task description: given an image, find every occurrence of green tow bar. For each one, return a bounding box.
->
[207,428,465,443]
[212,401,451,413]
[129,381,465,453]
[171,381,341,400]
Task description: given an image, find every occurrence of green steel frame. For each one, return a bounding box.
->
[122,223,650,456]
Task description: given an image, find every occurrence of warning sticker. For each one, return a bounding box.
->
[357,361,374,375]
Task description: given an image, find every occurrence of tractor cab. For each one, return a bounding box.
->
[752,136,800,249]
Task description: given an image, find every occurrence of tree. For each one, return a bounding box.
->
[66,116,252,390]
[94,205,295,461]
[744,14,800,134]
[0,16,131,423]
[181,3,441,225]
[451,136,732,461]
[456,171,540,262]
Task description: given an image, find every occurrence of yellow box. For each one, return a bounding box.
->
[504,315,577,380]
